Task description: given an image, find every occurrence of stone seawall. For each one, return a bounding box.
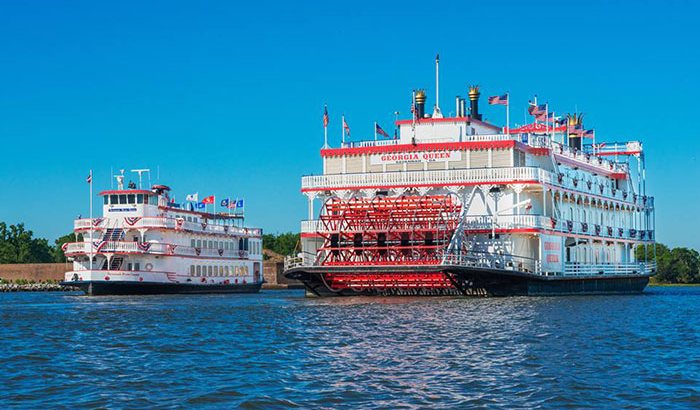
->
[0,263,70,282]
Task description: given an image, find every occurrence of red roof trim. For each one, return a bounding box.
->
[99,190,154,196]
[321,140,516,157]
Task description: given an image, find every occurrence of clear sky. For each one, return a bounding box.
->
[0,0,697,248]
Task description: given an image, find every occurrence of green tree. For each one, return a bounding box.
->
[262,232,300,256]
[0,222,53,263]
[636,243,700,284]
[53,232,82,262]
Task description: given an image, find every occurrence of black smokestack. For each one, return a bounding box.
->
[567,113,584,150]
[415,90,426,118]
[468,85,481,121]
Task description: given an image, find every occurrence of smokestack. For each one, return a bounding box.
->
[468,85,481,121]
[415,89,426,119]
[455,96,461,117]
[567,113,584,150]
[460,98,466,118]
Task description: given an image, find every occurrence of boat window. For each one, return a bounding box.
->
[191,239,195,247]
[137,194,144,204]
[196,265,201,276]
[149,195,157,205]
[134,262,140,271]
[119,194,127,204]
[103,196,108,205]
[214,266,219,276]
[196,239,201,248]
[207,266,212,276]
[244,238,249,251]
[110,195,118,204]
[208,240,213,249]
[127,195,135,204]
[190,265,195,276]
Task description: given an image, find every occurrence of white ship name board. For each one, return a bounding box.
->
[540,234,563,273]
[370,151,461,165]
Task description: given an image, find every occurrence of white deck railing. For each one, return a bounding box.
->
[300,216,653,242]
[303,166,546,190]
[74,217,262,237]
[64,241,252,259]
[301,166,652,208]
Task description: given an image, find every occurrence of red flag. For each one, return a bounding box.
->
[201,195,215,204]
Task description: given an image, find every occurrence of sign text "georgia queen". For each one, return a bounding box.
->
[370,151,461,165]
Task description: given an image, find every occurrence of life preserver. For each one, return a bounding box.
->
[145,263,153,271]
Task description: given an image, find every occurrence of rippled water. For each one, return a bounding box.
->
[1,287,700,409]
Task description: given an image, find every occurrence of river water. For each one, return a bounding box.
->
[1,287,699,409]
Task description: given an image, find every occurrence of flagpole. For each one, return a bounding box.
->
[341,114,345,145]
[324,125,328,149]
[374,121,377,141]
[89,170,93,271]
[506,93,510,134]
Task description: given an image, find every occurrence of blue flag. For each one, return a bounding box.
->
[195,202,205,209]
[236,199,244,208]
[220,198,229,207]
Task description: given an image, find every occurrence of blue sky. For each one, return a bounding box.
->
[0,0,697,248]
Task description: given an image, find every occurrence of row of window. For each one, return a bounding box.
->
[189,265,250,277]
[189,238,261,254]
[104,194,158,206]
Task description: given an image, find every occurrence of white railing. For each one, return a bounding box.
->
[301,220,323,233]
[465,134,516,142]
[340,139,400,149]
[284,252,317,271]
[74,217,262,237]
[442,251,541,275]
[302,166,544,190]
[64,241,254,259]
[563,262,655,276]
[301,166,653,208]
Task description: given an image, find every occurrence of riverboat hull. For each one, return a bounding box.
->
[61,280,263,296]
[284,265,650,297]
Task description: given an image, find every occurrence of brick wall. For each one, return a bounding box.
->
[0,263,71,282]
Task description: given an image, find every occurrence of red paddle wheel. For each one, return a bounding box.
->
[315,195,462,292]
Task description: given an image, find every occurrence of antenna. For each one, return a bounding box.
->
[432,53,443,118]
[115,169,125,190]
[131,169,151,189]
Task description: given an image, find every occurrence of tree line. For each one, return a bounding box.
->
[636,244,700,284]
[0,222,78,264]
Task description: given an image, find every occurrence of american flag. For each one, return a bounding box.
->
[528,103,546,116]
[375,123,389,138]
[343,118,351,137]
[323,105,329,128]
[582,129,595,138]
[568,124,583,135]
[488,94,508,105]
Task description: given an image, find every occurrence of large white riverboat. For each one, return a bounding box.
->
[62,172,264,295]
[285,57,656,297]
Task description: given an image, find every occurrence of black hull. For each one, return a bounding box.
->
[284,265,650,297]
[60,280,263,296]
